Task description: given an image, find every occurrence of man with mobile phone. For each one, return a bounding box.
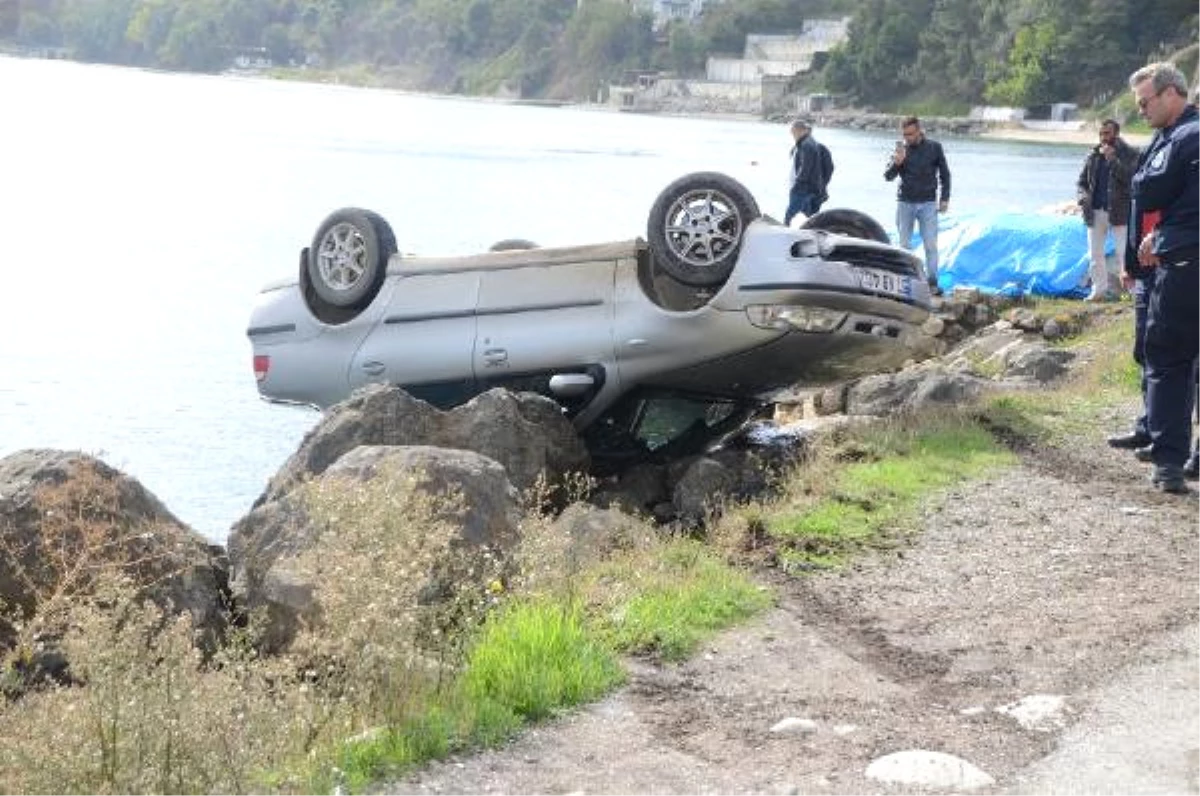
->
[884,116,951,295]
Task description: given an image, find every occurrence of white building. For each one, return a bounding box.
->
[581,0,726,28]
[706,18,850,84]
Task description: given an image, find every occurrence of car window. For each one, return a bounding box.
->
[584,389,756,472]
[636,396,741,451]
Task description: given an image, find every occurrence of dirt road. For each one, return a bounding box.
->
[384,399,1198,795]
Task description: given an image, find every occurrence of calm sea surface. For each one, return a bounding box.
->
[0,55,1090,542]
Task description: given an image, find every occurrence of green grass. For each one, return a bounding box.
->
[769,419,1016,569]
[585,539,773,661]
[307,539,766,792]
[463,600,627,721]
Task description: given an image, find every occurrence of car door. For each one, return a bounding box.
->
[348,269,480,408]
[474,255,617,415]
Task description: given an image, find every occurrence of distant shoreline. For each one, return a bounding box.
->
[977,125,1152,148]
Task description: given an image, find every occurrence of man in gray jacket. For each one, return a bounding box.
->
[1076,119,1139,301]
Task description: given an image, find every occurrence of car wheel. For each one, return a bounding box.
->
[801,209,890,243]
[488,239,539,251]
[307,208,397,309]
[647,172,760,287]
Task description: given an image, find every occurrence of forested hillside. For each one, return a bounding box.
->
[2,0,1195,108]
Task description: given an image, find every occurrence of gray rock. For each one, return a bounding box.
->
[673,457,738,524]
[228,445,521,651]
[0,449,229,679]
[254,384,589,506]
[549,503,657,570]
[845,367,988,416]
[1000,343,1074,383]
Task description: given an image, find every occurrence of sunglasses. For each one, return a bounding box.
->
[1137,89,1164,110]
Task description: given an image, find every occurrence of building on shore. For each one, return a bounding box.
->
[608,17,850,117]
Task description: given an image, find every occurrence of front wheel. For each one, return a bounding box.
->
[647,172,760,287]
[307,208,397,309]
[801,209,890,243]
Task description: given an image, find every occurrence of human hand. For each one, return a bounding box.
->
[1137,233,1160,267]
[938,200,949,214]
[1120,270,1136,290]
[892,142,906,165]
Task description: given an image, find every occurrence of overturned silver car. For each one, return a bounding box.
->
[247,172,932,472]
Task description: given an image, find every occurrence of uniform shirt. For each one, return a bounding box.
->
[1127,103,1199,274]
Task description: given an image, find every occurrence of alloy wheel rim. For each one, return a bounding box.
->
[662,189,741,269]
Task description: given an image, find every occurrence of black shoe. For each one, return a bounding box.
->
[1134,444,1153,462]
[1151,465,1188,494]
[1185,456,1199,480]
[1108,431,1151,450]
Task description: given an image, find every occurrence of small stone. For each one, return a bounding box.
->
[995,693,1067,731]
[865,749,995,789]
[770,717,818,734]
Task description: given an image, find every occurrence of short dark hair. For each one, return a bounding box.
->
[901,115,921,129]
[1101,118,1120,133]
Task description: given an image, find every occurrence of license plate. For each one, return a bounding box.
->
[853,267,913,299]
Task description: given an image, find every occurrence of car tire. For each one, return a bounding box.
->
[488,238,539,251]
[307,208,397,309]
[801,209,890,243]
[647,172,760,287]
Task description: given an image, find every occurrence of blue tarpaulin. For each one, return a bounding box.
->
[907,212,1106,298]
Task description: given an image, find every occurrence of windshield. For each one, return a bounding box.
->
[584,389,759,473]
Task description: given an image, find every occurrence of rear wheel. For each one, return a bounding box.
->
[307,208,397,309]
[801,209,889,243]
[647,172,760,287]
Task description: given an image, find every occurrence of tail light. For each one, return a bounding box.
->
[253,354,270,382]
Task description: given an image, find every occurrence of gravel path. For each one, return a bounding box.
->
[383,400,1198,795]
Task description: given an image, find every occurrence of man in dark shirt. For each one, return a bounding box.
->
[1124,62,1199,493]
[884,117,952,295]
[1076,119,1139,301]
[784,118,829,225]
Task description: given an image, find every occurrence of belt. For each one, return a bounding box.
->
[1161,244,1200,268]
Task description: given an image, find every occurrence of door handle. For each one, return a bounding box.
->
[483,348,508,366]
[361,360,386,376]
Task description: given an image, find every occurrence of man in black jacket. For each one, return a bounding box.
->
[1076,119,1139,301]
[784,118,829,225]
[1122,62,1199,493]
[884,117,951,295]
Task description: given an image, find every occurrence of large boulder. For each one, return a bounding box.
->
[845,365,991,416]
[0,450,229,683]
[228,445,521,651]
[254,384,589,506]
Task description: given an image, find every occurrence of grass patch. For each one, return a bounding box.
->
[462,600,626,721]
[768,416,1016,570]
[581,538,773,662]
[318,599,624,793]
[978,311,1139,445]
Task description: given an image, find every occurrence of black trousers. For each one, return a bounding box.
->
[1132,274,1153,437]
[1145,248,1199,469]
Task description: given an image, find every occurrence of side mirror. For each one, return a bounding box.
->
[549,373,595,398]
